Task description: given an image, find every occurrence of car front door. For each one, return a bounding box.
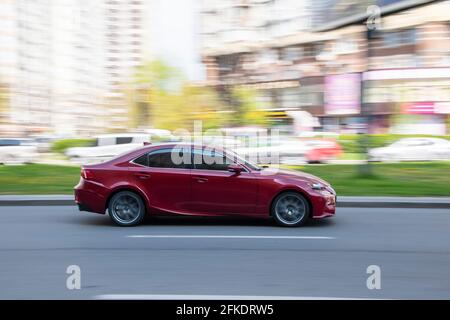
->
[128,146,192,214]
[189,148,258,215]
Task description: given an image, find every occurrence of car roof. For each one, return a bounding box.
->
[101,142,230,166]
[145,142,228,149]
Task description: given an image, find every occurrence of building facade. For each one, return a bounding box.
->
[201,0,450,135]
[0,0,153,137]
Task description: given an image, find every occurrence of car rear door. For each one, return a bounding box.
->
[128,146,192,214]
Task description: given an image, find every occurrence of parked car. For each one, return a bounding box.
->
[236,138,308,164]
[74,143,337,227]
[32,135,56,153]
[369,138,450,162]
[0,138,38,164]
[144,129,172,141]
[236,138,342,164]
[302,139,342,163]
[65,133,150,163]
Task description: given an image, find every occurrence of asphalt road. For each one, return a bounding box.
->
[1,206,450,299]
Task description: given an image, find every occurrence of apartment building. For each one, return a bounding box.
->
[0,0,153,136]
[201,0,450,135]
[104,0,155,130]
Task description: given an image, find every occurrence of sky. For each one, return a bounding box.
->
[150,0,204,81]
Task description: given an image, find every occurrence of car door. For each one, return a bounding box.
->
[128,146,192,214]
[189,148,258,215]
[401,139,432,161]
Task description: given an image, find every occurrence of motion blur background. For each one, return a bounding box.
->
[2,1,450,301]
[0,0,449,195]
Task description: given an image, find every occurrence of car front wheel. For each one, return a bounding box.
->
[271,192,310,227]
[108,191,145,227]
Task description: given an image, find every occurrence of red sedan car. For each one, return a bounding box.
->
[74,143,336,227]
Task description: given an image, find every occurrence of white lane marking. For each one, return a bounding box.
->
[126,235,335,240]
[95,294,378,300]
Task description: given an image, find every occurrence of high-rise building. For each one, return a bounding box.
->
[0,0,53,135]
[103,0,153,130]
[200,0,450,135]
[0,0,153,136]
[200,0,314,53]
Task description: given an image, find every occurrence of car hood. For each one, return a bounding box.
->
[261,168,330,186]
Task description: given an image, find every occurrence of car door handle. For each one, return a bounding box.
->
[134,172,151,179]
[193,176,208,183]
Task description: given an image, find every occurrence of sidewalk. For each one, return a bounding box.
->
[0,195,449,208]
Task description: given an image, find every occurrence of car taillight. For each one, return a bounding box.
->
[81,168,94,180]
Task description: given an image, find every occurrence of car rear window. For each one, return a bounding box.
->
[133,154,148,166]
[132,147,192,169]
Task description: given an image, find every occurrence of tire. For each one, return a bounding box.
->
[271,191,310,227]
[108,191,145,227]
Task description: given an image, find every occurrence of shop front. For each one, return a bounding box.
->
[363,68,450,135]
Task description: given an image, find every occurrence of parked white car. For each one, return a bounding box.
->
[0,138,39,164]
[369,138,450,162]
[236,138,310,164]
[65,134,150,163]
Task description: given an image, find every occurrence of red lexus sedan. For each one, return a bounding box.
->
[74,143,336,227]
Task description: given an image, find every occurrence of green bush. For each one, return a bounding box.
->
[51,138,96,154]
[337,134,450,154]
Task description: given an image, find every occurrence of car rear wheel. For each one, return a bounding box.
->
[108,191,145,227]
[271,192,310,227]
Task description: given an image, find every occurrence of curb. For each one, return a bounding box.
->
[0,195,449,209]
[337,196,450,209]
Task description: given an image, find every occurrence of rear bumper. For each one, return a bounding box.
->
[77,202,93,212]
[74,179,107,214]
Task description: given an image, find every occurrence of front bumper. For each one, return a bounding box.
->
[310,187,336,219]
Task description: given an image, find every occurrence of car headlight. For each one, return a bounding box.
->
[310,182,325,190]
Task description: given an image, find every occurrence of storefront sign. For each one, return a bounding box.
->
[402,102,450,114]
[435,102,450,114]
[402,102,435,114]
[325,73,361,115]
[363,67,450,81]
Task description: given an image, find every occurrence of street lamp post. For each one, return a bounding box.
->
[358,15,382,176]
[357,27,373,176]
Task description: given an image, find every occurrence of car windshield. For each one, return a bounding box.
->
[227,150,261,171]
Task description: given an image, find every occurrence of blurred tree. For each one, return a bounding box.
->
[128,60,183,129]
[228,86,268,127]
[182,85,229,131]
[129,60,229,131]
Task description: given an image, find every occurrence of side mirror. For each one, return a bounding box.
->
[228,163,243,174]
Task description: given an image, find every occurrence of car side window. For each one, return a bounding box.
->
[133,153,148,166]
[116,137,133,144]
[0,139,21,146]
[193,149,232,171]
[134,148,191,169]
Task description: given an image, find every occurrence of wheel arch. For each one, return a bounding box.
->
[105,185,150,215]
[269,188,313,218]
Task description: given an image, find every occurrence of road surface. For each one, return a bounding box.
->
[0,205,449,299]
